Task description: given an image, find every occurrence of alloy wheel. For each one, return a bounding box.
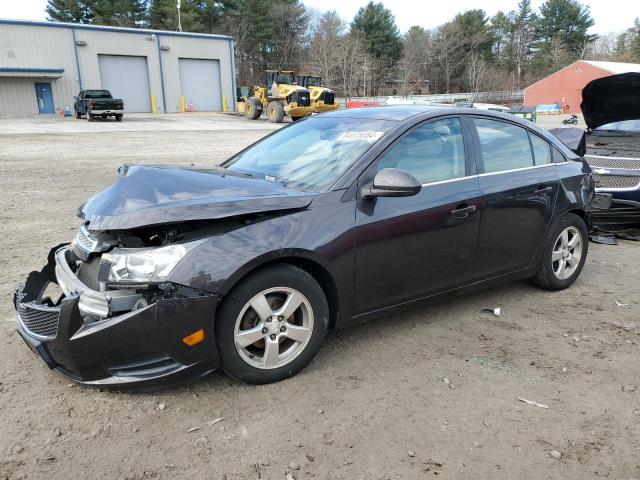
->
[234,287,314,369]
[551,226,583,280]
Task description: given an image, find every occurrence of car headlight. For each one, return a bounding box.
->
[102,240,203,283]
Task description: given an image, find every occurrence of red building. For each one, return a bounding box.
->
[524,60,640,114]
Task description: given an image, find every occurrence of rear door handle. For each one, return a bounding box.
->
[535,186,553,195]
[451,205,477,217]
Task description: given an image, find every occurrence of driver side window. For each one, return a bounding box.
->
[377,118,466,184]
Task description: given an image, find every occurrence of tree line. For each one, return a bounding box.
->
[46,0,640,96]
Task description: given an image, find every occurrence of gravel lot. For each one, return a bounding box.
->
[1,112,638,480]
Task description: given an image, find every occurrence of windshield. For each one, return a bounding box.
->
[225,117,397,191]
[595,119,640,132]
[304,77,322,87]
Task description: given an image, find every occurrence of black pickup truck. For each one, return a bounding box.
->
[74,90,124,122]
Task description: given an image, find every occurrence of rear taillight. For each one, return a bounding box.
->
[121,100,124,110]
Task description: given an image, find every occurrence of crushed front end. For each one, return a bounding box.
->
[14,227,220,387]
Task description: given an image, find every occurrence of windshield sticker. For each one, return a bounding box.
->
[337,131,385,142]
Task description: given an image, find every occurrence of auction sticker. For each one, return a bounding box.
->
[337,131,385,142]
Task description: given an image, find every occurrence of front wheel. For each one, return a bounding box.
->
[115,114,123,122]
[532,213,588,290]
[215,264,329,384]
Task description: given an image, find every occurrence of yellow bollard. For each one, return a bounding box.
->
[222,96,227,113]
[151,95,157,114]
[180,95,186,113]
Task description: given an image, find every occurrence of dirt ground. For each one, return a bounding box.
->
[1,113,639,480]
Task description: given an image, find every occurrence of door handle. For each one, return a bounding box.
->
[535,186,553,195]
[451,205,477,217]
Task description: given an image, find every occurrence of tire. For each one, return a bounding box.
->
[245,97,262,120]
[532,212,588,290]
[266,101,285,123]
[215,264,329,384]
[115,114,123,122]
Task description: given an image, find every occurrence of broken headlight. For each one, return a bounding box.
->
[102,240,203,284]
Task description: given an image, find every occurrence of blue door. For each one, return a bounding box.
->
[34,82,54,114]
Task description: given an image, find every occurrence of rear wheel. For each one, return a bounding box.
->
[532,213,588,290]
[266,101,285,123]
[115,114,123,122]
[215,264,329,384]
[245,97,262,120]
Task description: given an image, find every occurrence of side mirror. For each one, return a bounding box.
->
[363,168,422,198]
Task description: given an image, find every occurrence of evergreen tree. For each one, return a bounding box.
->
[351,2,402,95]
[94,0,148,27]
[46,0,96,23]
[148,0,201,31]
[535,0,596,57]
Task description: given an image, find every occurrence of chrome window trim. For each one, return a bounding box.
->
[421,174,479,187]
[478,162,556,177]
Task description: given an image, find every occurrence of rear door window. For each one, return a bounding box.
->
[474,118,534,173]
[530,133,552,165]
[552,146,567,163]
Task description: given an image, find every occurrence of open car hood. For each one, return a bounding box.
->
[581,72,640,129]
[79,164,315,231]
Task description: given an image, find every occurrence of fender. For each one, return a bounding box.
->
[167,190,357,320]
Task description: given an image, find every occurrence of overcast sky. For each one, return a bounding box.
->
[0,0,637,34]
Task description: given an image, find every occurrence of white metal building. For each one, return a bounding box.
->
[0,19,236,116]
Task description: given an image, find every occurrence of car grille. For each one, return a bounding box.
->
[76,256,102,291]
[593,173,640,189]
[17,299,60,339]
[585,155,640,170]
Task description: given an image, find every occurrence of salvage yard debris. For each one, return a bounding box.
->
[187,417,224,433]
[517,397,549,409]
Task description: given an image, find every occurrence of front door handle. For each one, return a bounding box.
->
[451,205,477,218]
[535,186,553,195]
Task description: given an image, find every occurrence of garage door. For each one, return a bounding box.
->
[179,59,222,112]
[98,55,151,113]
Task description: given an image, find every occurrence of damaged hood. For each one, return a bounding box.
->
[581,72,640,129]
[79,164,316,231]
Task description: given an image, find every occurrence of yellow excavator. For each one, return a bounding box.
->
[243,70,314,123]
[297,75,339,114]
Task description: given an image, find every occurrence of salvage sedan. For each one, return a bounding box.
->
[14,106,595,387]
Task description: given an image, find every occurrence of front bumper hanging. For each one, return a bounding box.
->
[14,245,220,387]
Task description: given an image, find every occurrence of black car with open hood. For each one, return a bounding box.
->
[581,72,640,226]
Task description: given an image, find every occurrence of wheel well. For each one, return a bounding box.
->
[225,257,340,331]
[568,208,588,226]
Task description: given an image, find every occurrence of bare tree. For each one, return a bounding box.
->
[334,34,366,97]
[467,52,486,100]
[309,10,345,84]
[402,26,432,94]
[587,32,617,60]
[434,23,465,93]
